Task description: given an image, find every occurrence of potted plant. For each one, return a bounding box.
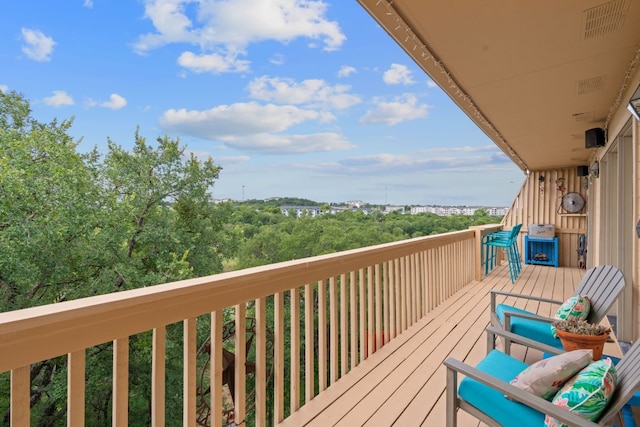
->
[553,318,611,360]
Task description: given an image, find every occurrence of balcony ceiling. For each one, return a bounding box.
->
[356,0,640,171]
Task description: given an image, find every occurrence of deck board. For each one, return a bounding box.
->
[276,264,589,427]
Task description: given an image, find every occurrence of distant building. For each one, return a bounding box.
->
[410,206,432,214]
[409,205,507,217]
[384,205,405,214]
[346,200,365,208]
[329,207,370,215]
[487,207,509,216]
[460,207,476,216]
[211,198,232,204]
[281,206,321,218]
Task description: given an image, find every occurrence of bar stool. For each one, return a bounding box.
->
[482,224,522,283]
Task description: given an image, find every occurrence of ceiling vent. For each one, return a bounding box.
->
[583,0,630,40]
[577,76,607,95]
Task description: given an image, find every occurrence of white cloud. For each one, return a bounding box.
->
[269,53,285,65]
[161,102,326,137]
[177,51,250,74]
[383,63,415,85]
[83,0,94,8]
[217,155,251,165]
[305,149,514,176]
[417,145,498,155]
[338,65,356,78]
[159,102,353,154]
[133,0,196,53]
[85,94,127,109]
[43,90,74,107]
[0,85,8,93]
[221,132,353,154]
[359,94,428,125]
[426,80,438,88]
[21,28,56,62]
[135,0,346,72]
[100,93,127,109]
[248,76,361,110]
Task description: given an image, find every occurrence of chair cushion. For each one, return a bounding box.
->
[510,349,593,400]
[551,295,590,338]
[544,358,617,427]
[496,304,564,349]
[459,350,545,427]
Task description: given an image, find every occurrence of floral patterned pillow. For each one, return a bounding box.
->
[551,295,591,338]
[510,349,593,400]
[544,358,617,427]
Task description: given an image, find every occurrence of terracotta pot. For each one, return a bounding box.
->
[556,328,609,361]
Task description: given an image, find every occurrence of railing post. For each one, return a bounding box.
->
[256,298,267,427]
[470,226,485,282]
[234,304,246,425]
[10,366,29,427]
[274,293,285,423]
[113,337,129,427]
[184,318,197,427]
[152,327,166,427]
[210,312,223,427]
[305,283,316,403]
[290,288,301,410]
[68,350,86,427]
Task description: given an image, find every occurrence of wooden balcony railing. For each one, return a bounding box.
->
[0,226,501,427]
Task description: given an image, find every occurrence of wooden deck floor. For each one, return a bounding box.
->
[277,263,596,427]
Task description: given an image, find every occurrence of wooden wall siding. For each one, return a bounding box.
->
[0,229,482,427]
[502,167,587,268]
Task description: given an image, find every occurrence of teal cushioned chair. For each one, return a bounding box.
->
[444,326,640,427]
[490,265,625,355]
[457,349,544,427]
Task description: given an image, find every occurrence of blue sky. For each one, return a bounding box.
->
[1,0,524,206]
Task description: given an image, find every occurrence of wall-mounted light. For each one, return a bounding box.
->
[628,84,640,121]
[591,160,600,178]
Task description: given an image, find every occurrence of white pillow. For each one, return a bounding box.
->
[510,349,593,400]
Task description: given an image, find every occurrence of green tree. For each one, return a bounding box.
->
[0,91,101,309]
[96,131,223,289]
[0,92,226,426]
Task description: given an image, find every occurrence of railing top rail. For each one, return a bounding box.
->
[0,229,474,372]
[469,223,503,236]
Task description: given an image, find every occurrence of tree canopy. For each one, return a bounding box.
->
[0,91,225,311]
